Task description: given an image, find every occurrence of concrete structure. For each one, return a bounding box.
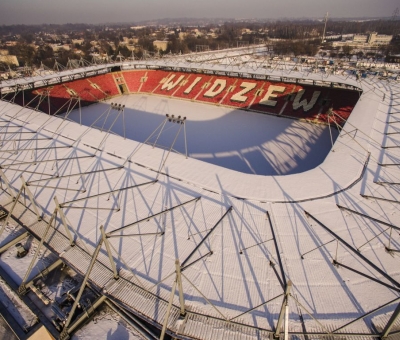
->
[350,32,392,46]
[387,54,400,63]
[0,55,19,67]
[333,32,393,50]
[153,40,169,51]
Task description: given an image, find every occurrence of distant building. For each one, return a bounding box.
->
[353,34,368,44]
[387,54,400,63]
[178,32,187,40]
[0,55,19,66]
[50,44,71,52]
[153,40,168,51]
[368,32,392,45]
[352,32,392,46]
[72,39,84,46]
[332,32,393,49]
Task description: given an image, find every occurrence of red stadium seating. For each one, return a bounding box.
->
[249,81,296,115]
[139,70,170,93]
[90,74,120,97]
[170,74,213,100]
[7,70,359,124]
[196,75,238,105]
[153,71,190,97]
[122,70,148,93]
[47,84,71,100]
[64,79,97,102]
[220,79,264,108]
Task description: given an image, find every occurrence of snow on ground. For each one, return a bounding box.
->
[64,94,338,176]
[0,233,58,285]
[0,276,37,330]
[72,306,144,340]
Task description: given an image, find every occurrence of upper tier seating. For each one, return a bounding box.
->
[7,70,359,124]
[122,70,148,93]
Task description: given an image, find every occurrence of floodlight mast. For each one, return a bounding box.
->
[322,12,329,43]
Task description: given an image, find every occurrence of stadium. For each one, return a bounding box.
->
[0,46,399,339]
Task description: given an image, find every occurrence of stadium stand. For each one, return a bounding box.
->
[197,75,239,104]
[221,79,264,108]
[3,70,358,125]
[139,70,170,93]
[122,70,148,93]
[249,81,297,115]
[86,80,109,101]
[171,74,213,100]
[90,73,120,97]
[64,79,98,102]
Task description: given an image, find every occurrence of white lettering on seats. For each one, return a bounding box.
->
[259,85,286,106]
[292,89,321,111]
[230,82,257,102]
[183,76,202,94]
[204,79,227,98]
[161,74,185,91]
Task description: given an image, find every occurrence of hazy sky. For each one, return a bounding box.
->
[0,0,398,25]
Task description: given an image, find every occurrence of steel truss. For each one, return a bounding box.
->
[304,210,400,338]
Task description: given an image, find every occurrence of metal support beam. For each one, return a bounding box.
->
[2,180,24,232]
[274,280,292,339]
[230,293,284,321]
[240,237,273,254]
[181,205,232,268]
[181,250,212,272]
[333,297,400,333]
[107,231,164,238]
[101,225,119,280]
[0,231,29,254]
[361,194,400,205]
[175,259,185,316]
[0,154,94,168]
[104,299,158,340]
[65,295,107,337]
[61,180,156,207]
[18,206,56,295]
[62,232,104,333]
[25,259,63,290]
[160,279,177,340]
[301,239,335,259]
[378,163,400,166]
[304,211,400,288]
[0,131,36,134]
[382,302,400,338]
[108,196,200,236]
[0,145,71,154]
[21,176,42,221]
[267,210,287,288]
[27,166,123,185]
[333,260,400,292]
[0,168,16,200]
[0,137,52,142]
[54,196,75,246]
[375,181,400,186]
[156,120,184,180]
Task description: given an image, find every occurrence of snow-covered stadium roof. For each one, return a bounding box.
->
[0,52,400,339]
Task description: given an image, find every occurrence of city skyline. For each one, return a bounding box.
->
[0,0,398,25]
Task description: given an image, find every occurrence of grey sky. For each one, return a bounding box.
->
[0,0,397,25]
